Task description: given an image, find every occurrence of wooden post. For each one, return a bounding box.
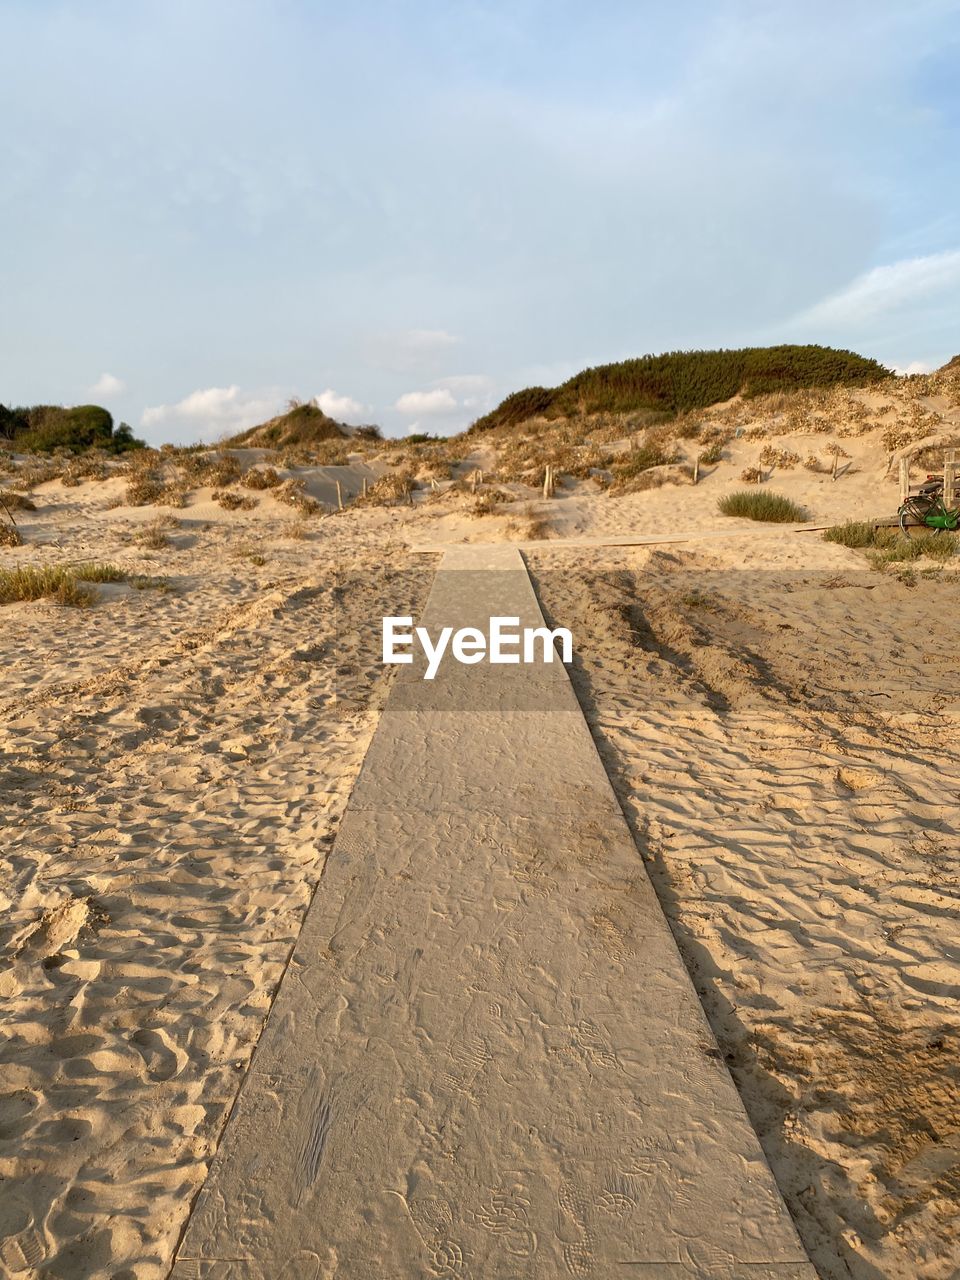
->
[831,451,839,481]
[362,477,367,498]
[899,457,910,505]
[335,480,343,510]
[471,470,478,494]
[477,469,483,487]
[543,465,552,499]
[756,455,762,484]
[693,453,700,486]
[945,450,957,509]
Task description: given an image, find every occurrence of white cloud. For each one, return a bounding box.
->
[893,360,936,375]
[314,388,365,421]
[794,249,960,329]
[400,329,460,352]
[434,373,495,408]
[394,388,458,415]
[142,385,279,440]
[365,329,462,372]
[89,371,125,397]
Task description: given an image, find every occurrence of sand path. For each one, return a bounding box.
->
[171,545,815,1279]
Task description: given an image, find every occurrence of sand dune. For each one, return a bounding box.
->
[1,404,958,1277]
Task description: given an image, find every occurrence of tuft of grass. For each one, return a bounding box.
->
[72,563,127,584]
[0,562,126,606]
[0,524,23,547]
[867,531,958,567]
[822,521,877,548]
[280,519,311,540]
[824,523,958,564]
[128,574,172,592]
[134,516,179,549]
[718,490,809,522]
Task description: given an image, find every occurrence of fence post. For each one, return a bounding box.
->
[336,480,343,511]
[945,450,957,509]
[899,457,910,505]
[693,453,700,486]
[831,451,839,481]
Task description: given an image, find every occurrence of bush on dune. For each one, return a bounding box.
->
[0,403,145,454]
[823,521,877,548]
[718,490,809,522]
[471,345,890,433]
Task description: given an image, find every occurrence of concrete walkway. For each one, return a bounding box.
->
[171,546,816,1280]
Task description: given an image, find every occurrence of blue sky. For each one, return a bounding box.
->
[1,0,958,443]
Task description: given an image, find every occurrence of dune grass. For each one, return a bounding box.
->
[717,490,809,523]
[0,562,128,606]
[823,522,958,567]
[822,521,877,548]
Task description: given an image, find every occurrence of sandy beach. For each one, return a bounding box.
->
[1,377,959,1278]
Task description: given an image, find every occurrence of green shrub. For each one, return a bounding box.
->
[823,521,878,547]
[471,346,889,433]
[0,562,126,606]
[824,523,958,561]
[718,490,809,522]
[0,403,145,454]
[868,531,957,566]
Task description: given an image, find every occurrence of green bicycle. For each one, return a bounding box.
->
[898,474,960,535]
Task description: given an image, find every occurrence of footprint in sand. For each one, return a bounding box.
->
[557,1178,596,1277]
[0,1195,45,1275]
[130,1027,186,1081]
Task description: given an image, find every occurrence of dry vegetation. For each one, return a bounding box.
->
[0,562,127,606]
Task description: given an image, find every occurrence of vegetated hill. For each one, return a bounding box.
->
[0,403,144,453]
[470,345,891,432]
[228,401,351,448]
[940,353,960,376]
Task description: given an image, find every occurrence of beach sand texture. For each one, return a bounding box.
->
[171,544,815,1279]
[1,399,958,1278]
